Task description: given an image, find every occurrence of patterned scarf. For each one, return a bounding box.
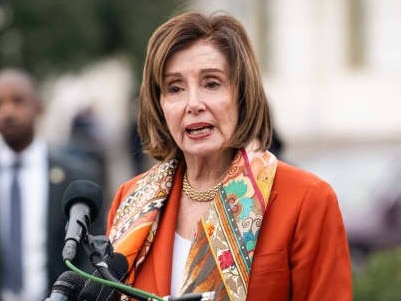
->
[108,146,277,300]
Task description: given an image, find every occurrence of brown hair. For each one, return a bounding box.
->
[138,11,272,161]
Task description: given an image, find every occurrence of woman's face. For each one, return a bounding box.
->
[160,40,238,158]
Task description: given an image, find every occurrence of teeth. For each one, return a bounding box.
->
[188,127,211,135]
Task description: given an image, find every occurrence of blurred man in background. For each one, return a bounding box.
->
[0,68,105,301]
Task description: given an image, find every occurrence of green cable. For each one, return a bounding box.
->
[65,259,164,301]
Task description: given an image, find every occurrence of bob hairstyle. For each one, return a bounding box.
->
[138,11,272,161]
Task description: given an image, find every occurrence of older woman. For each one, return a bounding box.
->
[106,12,352,301]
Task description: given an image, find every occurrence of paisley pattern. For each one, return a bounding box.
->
[108,159,178,273]
[108,146,277,300]
[196,148,277,300]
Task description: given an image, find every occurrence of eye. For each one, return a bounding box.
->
[163,78,184,95]
[167,84,183,94]
[204,79,221,89]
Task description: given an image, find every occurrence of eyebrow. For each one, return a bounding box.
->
[200,68,226,75]
[163,72,181,79]
[164,68,227,79]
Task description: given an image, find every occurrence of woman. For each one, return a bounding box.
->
[107,12,352,301]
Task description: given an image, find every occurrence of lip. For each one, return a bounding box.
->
[185,122,215,139]
[185,122,213,130]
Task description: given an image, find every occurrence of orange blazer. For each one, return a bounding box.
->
[107,161,352,301]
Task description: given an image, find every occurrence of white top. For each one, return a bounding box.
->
[170,232,192,297]
[0,138,49,301]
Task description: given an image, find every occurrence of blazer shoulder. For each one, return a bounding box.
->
[273,160,337,199]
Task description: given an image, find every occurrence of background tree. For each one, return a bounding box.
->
[0,0,185,82]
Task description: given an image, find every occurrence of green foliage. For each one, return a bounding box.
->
[353,247,401,301]
[0,0,187,80]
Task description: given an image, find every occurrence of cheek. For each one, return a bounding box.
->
[216,111,238,139]
[160,99,170,122]
[221,100,239,127]
[164,115,175,132]
[161,103,180,132]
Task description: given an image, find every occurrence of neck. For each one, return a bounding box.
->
[184,149,234,190]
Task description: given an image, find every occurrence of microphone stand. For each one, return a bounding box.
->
[81,233,113,266]
[75,233,163,300]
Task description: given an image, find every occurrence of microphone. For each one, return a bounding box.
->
[62,180,103,261]
[45,270,86,301]
[78,252,130,301]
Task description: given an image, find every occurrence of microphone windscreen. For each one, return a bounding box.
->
[51,270,86,300]
[78,252,129,301]
[62,180,103,220]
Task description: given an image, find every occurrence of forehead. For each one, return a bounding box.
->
[0,73,36,98]
[165,40,228,73]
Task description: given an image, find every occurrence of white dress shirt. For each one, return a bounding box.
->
[0,138,49,301]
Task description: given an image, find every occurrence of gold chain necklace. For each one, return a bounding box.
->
[182,171,222,202]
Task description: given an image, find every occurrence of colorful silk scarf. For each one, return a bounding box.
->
[108,146,277,300]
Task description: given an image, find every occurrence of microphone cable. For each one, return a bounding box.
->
[65,259,215,301]
[65,259,164,301]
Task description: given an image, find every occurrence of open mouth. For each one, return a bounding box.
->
[185,125,214,136]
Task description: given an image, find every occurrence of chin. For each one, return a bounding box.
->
[184,143,224,157]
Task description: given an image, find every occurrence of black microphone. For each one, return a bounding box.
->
[62,180,103,261]
[45,270,86,301]
[78,252,130,301]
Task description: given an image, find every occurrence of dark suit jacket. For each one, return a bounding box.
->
[0,149,107,299]
[46,151,107,292]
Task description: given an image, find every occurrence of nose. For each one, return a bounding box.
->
[186,88,205,114]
